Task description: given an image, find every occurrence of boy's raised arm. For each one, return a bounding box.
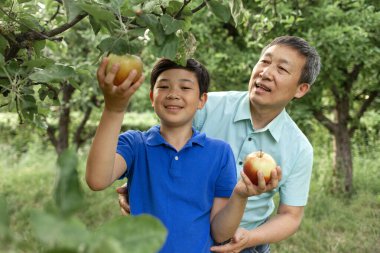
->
[85,57,145,191]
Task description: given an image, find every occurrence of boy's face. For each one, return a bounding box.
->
[248,45,310,111]
[150,68,207,128]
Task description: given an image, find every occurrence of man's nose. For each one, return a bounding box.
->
[260,65,273,80]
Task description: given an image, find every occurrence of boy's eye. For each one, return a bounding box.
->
[157,85,168,89]
[181,86,192,90]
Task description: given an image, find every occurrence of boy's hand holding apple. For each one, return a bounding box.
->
[97,54,145,113]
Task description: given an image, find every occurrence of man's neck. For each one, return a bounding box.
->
[160,124,193,151]
[250,104,283,130]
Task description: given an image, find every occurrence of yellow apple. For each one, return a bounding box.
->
[243,151,277,185]
[106,54,143,86]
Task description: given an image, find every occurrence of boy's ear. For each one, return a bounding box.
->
[149,90,154,106]
[294,83,310,99]
[197,93,208,110]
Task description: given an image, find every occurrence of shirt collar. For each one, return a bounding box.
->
[233,93,251,122]
[260,109,286,143]
[233,93,286,143]
[146,125,206,147]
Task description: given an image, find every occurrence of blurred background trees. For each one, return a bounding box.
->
[0,0,379,251]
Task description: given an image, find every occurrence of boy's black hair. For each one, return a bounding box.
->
[150,58,210,95]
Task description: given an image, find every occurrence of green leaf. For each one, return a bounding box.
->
[32,40,46,57]
[22,58,55,69]
[97,37,131,55]
[29,64,76,83]
[54,149,84,216]
[77,2,114,21]
[30,211,89,250]
[89,15,101,35]
[160,14,185,35]
[18,14,42,32]
[159,34,179,59]
[229,0,245,25]
[91,215,167,253]
[207,1,231,23]
[62,0,83,22]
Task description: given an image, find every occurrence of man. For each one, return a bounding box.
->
[118,36,321,252]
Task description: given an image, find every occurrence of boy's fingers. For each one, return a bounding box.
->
[257,171,266,190]
[104,63,119,86]
[97,57,109,84]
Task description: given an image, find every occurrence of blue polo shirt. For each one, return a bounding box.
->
[193,91,313,230]
[117,125,237,253]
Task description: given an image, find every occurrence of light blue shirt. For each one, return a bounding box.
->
[193,91,313,229]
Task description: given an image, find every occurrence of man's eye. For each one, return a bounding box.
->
[278,67,289,73]
[260,59,270,64]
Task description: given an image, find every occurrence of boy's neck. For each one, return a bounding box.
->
[160,124,193,151]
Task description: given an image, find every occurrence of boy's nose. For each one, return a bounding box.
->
[166,92,180,99]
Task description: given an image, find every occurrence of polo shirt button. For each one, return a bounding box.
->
[174,156,179,160]
[248,137,252,141]
[239,161,243,165]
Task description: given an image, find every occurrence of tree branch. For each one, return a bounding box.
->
[44,13,88,38]
[349,89,379,136]
[312,109,337,134]
[174,0,192,19]
[192,1,207,14]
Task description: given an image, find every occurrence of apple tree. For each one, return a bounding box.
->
[0,0,248,154]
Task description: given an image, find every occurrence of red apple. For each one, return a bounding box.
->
[243,151,277,185]
[106,53,143,86]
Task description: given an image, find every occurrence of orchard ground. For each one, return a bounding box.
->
[0,113,379,253]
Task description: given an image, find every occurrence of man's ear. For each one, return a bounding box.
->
[197,93,208,110]
[149,90,154,106]
[294,83,310,99]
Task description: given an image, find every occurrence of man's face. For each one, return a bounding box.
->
[150,68,207,128]
[248,45,310,112]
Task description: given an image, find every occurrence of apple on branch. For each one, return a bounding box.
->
[243,151,277,185]
[106,53,143,86]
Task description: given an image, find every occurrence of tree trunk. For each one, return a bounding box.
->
[47,82,75,155]
[332,125,353,194]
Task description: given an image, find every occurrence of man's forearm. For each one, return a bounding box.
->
[86,109,125,190]
[245,205,304,246]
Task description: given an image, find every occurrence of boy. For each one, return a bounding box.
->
[86,57,257,252]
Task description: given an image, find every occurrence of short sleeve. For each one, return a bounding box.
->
[116,131,137,179]
[279,146,313,206]
[214,143,238,198]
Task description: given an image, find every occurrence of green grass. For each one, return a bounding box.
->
[1,138,379,252]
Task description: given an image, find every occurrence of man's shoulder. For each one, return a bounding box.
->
[282,112,313,150]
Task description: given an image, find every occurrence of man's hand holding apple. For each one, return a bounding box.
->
[97,55,145,113]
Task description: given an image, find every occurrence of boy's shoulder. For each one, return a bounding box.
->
[200,131,233,151]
